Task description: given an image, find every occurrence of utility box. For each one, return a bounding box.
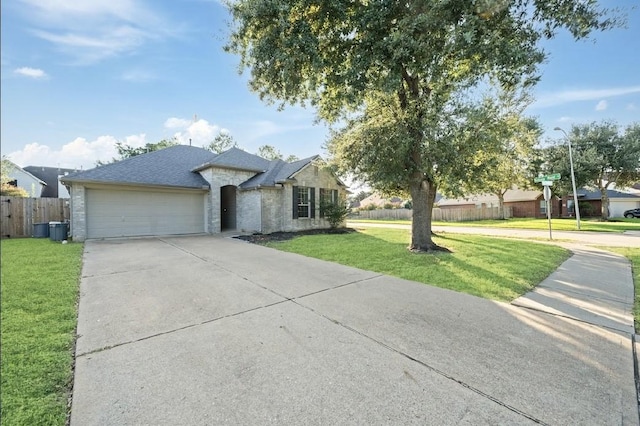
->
[49,222,69,242]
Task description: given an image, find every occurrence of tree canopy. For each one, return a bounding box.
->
[543,121,640,220]
[256,145,299,162]
[1,157,29,197]
[205,133,238,153]
[226,0,619,250]
[97,138,178,166]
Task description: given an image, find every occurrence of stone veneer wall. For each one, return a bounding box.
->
[260,188,284,234]
[198,167,260,233]
[237,189,262,233]
[280,164,347,232]
[69,184,86,241]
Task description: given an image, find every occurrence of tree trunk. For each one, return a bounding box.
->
[497,192,506,220]
[600,187,609,221]
[409,178,449,252]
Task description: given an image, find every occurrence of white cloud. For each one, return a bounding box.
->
[121,69,156,82]
[18,0,175,64]
[7,134,147,170]
[14,67,48,79]
[628,103,638,111]
[533,86,640,108]
[165,117,221,146]
[557,116,573,123]
[164,117,192,129]
[595,100,608,111]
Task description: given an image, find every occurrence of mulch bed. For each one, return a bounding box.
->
[234,227,355,244]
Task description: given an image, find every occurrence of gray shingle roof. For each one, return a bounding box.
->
[577,188,640,200]
[193,147,271,173]
[24,165,79,197]
[62,145,215,189]
[240,156,318,189]
[60,145,330,191]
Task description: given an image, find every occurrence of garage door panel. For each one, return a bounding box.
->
[87,189,205,238]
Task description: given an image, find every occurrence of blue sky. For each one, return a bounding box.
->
[1,0,639,172]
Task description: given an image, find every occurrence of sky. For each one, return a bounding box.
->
[1,0,639,173]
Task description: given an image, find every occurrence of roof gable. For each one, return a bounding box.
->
[62,145,214,189]
[193,147,271,173]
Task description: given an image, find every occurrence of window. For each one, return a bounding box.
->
[540,200,548,215]
[319,188,339,218]
[292,186,315,219]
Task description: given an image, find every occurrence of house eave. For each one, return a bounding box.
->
[60,178,210,192]
[192,163,266,173]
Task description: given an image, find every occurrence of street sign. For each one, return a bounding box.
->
[543,186,551,201]
[534,173,561,183]
[542,180,553,186]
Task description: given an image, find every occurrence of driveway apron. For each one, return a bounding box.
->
[71,235,638,425]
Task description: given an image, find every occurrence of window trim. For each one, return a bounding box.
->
[292,186,315,219]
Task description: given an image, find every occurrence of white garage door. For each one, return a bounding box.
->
[86,188,205,238]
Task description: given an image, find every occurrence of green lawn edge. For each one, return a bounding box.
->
[347,217,640,233]
[1,239,84,426]
[265,227,569,302]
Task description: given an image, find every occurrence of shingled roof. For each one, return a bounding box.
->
[240,155,319,189]
[62,145,215,189]
[60,145,323,190]
[192,147,271,173]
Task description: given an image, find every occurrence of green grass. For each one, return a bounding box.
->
[599,247,640,332]
[1,239,83,426]
[266,228,569,302]
[348,217,640,233]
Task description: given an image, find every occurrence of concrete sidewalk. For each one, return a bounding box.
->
[71,235,638,425]
[512,244,635,334]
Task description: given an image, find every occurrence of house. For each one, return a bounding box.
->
[437,189,560,218]
[358,193,407,209]
[561,188,640,218]
[60,145,348,241]
[4,160,47,197]
[24,166,77,198]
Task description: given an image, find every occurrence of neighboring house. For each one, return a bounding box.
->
[358,193,416,209]
[561,188,640,218]
[437,189,560,218]
[24,165,77,198]
[5,160,47,197]
[61,145,348,241]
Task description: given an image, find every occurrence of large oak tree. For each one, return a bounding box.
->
[226,0,617,250]
[544,121,640,220]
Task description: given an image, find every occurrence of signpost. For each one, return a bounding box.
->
[535,173,561,240]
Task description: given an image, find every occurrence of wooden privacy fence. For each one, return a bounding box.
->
[1,197,70,238]
[352,206,512,221]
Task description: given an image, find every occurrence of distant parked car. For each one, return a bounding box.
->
[624,208,640,218]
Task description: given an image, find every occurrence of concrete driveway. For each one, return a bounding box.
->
[71,235,638,425]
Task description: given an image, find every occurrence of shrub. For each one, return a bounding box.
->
[320,200,351,229]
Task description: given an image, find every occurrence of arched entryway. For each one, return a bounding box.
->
[220,185,237,231]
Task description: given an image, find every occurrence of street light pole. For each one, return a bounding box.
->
[554,127,581,230]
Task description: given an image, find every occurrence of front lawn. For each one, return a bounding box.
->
[265,228,569,302]
[1,238,83,426]
[348,217,640,233]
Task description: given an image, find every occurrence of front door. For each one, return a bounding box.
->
[220,185,237,231]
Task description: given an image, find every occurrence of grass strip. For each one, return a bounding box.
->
[266,228,569,302]
[348,217,640,233]
[1,238,83,426]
